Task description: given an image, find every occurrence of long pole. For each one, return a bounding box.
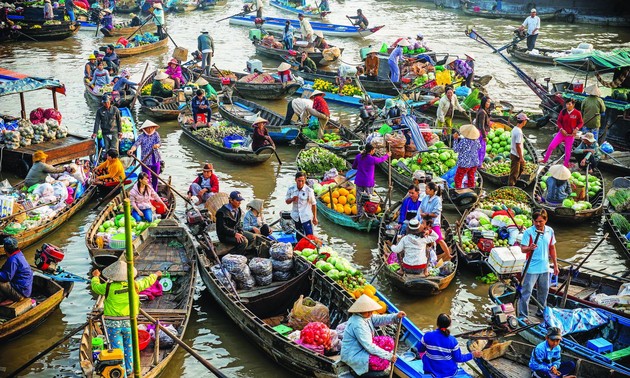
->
[555,233,608,295]
[388,318,402,378]
[129,62,150,109]
[124,198,142,378]
[129,155,194,206]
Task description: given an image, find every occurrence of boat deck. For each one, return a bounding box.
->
[491,357,530,377]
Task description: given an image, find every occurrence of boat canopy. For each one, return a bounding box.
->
[0,68,66,97]
[554,48,630,71]
[563,92,630,111]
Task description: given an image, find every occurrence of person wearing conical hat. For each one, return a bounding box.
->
[243,199,271,236]
[388,38,409,83]
[43,0,54,20]
[150,70,172,98]
[545,164,572,204]
[312,30,329,50]
[129,13,141,27]
[165,58,184,89]
[574,132,600,173]
[127,120,162,191]
[194,76,217,100]
[340,294,405,376]
[581,84,606,141]
[197,29,215,76]
[390,217,439,275]
[452,124,481,189]
[91,260,162,377]
[152,2,165,40]
[364,47,380,80]
[251,117,275,152]
[191,88,212,128]
[277,62,294,85]
[24,150,72,187]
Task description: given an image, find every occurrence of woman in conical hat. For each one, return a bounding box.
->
[545,164,572,204]
[127,119,162,191]
[340,294,406,375]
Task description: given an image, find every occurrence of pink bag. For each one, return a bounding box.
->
[139,280,164,300]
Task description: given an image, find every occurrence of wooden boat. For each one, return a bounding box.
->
[292,68,401,96]
[114,36,168,58]
[507,46,578,67]
[533,166,604,224]
[137,68,193,120]
[178,113,275,164]
[599,153,630,176]
[478,122,540,187]
[489,281,630,376]
[229,15,384,38]
[201,68,301,101]
[79,220,197,378]
[470,335,626,378]
[0,274,73,342]
[253,39,342,67]
[202,0,227,6]
[83,80,136,108]
[113,3,140,13]
[378,201,457,296]
[270,0,328,18]
[604,177,630,259]
[300,120,363,161]
[217,96,300,143]
[100,22,157,37]
[85,181,177,267]
[14,21,80,41]
[316,196,381,232]
[296,80,392,108]
[462,7,561,21]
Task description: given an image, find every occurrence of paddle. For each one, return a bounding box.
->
[345,15,364,38]
[389,317,403,378]
[555,233,608,297]
[215,5,255,23]
[15,29,38,42]
[129,62,149,110]
[128,154,195,208]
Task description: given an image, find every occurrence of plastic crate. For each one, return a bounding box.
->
[223,135,245,149]
[587,338,613,354]
[270,231,297,244]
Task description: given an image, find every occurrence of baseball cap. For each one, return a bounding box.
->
[516,112,529,121]
[229,191,245,201]
[546,327,562,340]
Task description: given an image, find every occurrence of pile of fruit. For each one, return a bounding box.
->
[539,171,602,208]
[312,79,362,96]
[390,142,457,177]
[141,81,173,96]
[192,123,246,147]
[296,147,347,176]
[97,202,163,239]
[299,322,331,349]
[482,161,537,177]
[315,133,352,147]
[483,127,534,161]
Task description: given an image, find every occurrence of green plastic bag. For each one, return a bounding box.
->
[378,124,392,135]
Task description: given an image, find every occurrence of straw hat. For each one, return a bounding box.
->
[102,260,137,282]
[314,30,324,39]
[154,71,168,80]
[129,13,137,18]
[168,58,179,66]
[139,119,160,131]
[153,3,162,9]
[582,132,596,143]
[585,84,601,97]
[369,47,380,55]
[247,199,264,213]
[195,77,208,86]
[203,163,214,171]
[348,294,382,313]
[309,90,325,98]
[407,219,421,234]
[397,38,410,47]
[459,124,480,140]
[278,62,292,71]
[549,164,571,181]
[252,116,268,126]
[465,53,475,61]
[445,56,457,66]
[33,150,48,162]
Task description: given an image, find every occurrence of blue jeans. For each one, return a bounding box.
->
[519,272,549,317]
[295,219,314,237]
[527,34,538,51]
[533,361,576,378]
[132,208,154,222]
[105,319,133,377]
[67,9,75,21]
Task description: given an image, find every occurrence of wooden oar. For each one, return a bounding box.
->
[128,154,194,207]
[345,15,364,38]
[215,5,255,23]
[125,12,154,40]
[389,317,403,378]
[129,62,149,110]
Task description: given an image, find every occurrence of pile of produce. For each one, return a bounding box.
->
[298,322,331,350]
[539,171,602,209]
[390,142,457,177]
[483,161,537,176]
[608,188,630,212]
[119,116,135,153]
[96,205,162,249]
[482,127,534,161]
[222,254,255,290]
[296,147,346,176]
[115,32,159,49]
[192,123,246,146]
[314,133,352,148]
[312,79,362,96]
[611,213,630,236]
[141,81,174,96]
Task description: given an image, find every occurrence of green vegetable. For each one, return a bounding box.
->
[611,213,630,234]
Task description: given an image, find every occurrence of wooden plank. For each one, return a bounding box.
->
[604,346,630,361]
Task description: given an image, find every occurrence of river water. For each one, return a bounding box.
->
[0,1,629,376]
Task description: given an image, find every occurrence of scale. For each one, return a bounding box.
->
[159,271,173,292]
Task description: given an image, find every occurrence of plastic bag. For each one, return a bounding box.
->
[222,254,248,274]
[287,295,330,330]
[249,257,273,276]
[335,321,348,340]
[232,265,254,283]
[369,336,395,371]
[147,323,178,348]
[270,242,293,261]
[237,273,256,290]
[211,264,234,288]
[272,270,293,282]
[272,258,294,272]
[29,107,45,124]
[254,273,273,286]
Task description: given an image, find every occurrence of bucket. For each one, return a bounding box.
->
[138,330,151,351]
[92,336,105,351]
[172,47,188,62]
[572,81,584,93]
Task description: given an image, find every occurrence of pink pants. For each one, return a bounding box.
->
[543,132,574,167]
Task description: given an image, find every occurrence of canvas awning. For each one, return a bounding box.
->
[554,48,630,72]
[0,68,66,97]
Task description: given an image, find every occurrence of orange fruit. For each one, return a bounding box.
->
[376,205,382,214]
[332,197,339,205]
[344,204,352,215]
[352,288,364,299]
[351,205,358,215]
[335,204,345,213]
[338,195,347,205]
[332,190,340,199]
[377,300,387,314]
[322,193,331,203]
[347,194,356,204]
[339,188,349,197]
[363,284,376,296]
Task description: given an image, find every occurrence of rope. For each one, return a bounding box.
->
[594,67,630,88]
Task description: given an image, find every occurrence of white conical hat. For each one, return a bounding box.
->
[348,294,382,313]
[549,164,571,180]
[397,38,410,47]
[139,120,160,131]
[102,260,137,282]
[585,84,601,97]
[459,124,480,140]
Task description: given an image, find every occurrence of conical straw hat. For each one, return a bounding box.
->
[348,294,382,313]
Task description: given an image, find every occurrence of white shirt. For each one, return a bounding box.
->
[510,126,524,157]
[522,16,540,35]
[256,0,263,9]
[286,184,316,222]
[300,19,314,40]
[436,94,465,123]
[338,64,357,79]
[390,230,439,267]
[291,98,314,117]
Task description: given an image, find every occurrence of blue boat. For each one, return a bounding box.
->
[295,81,393,107]
[489,281,630,376]
[269,0,328,18]
[229,15,384,38]
[217,96,300,143]
[78,20,98,31]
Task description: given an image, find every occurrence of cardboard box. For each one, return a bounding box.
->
[488,246,526,275]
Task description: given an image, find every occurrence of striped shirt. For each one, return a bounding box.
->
[419,329,473,378]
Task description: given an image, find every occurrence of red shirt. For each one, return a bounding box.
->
[557,108,583,134]
[312,96,330,116]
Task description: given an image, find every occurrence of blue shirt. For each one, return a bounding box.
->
[113,77,137,92]
[0,250,33,297]
[521,225,555,275]
[529,340,561,372]
[419,329,473,378]
[398,196,421,224]
[545,177,571,204]
[340,313,398,376]
[388,46,403,64]
[418,194,442,226]
[243,210,262,232]
[191,96,211,114]
[453,137,481,168]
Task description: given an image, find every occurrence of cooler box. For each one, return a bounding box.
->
[295,40,309,48]
[488,246,526,275]
[249,29,262,41]
[223,135,246,148]
[246,59,263,73]
[270,231,298,244]
[587,338,613,354]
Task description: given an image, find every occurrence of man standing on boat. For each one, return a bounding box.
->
[0,237,33,305]
[198,30,214,76]
[92,94,122,154]
[254,0,263,18]
[520,8,540,51]
[581,84,606,141]
[298,13,314,42]
[152,3,165,40]
[285,171,318,237]
[509,112,528,186]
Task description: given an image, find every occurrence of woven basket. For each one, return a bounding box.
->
[205,192,229,222]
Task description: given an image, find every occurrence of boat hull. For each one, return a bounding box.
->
[229,15,384,38]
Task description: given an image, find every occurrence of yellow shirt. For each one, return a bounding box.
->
[97,158,125,182]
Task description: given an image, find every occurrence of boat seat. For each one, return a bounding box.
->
[0,297,33,319]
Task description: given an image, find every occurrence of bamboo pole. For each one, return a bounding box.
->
[124,198,142,378]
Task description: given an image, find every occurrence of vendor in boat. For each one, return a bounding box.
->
[277,62,295,85]
[165,58,184,89]
[191,89,212,127]
[352,143,390,217]
[112,69,137,97]
[43,0,54,20]
[93,149,125,185]
[545,164,572,205]
[103,44,120,74]
[445,56,473,88]
[336,64,363,95]
[452,124,481,189]
[84,54,97,82]
[282,96,328,126]
[285,171,318,236]
[244,199,271,236]
[195,77,216,101]
[520,8,541,52]
[573,132,600,173]
[216,191,255,255]
[299,51,317,73]
[91,260,161,378]
[24,150,73,187]
[474,96,491,167]
[413,33,430,51]
[91,61,111,88]
[388,38,409,83]
[129,172,166,222]
[340,294,405,376]
[187,163,219,205]
[519,208,558,317]
[0,237,33,305]
[509,112,528,186]
[464,53,475,88]
[437,86,467,141]
[127,120,162,191]
[364,48,380,80]
[542,99,583,168]
[251,117,275,152]
[101,9,114,31]
[347,8,369,29]
[150,71,172,98]
[282,20,295,50]
[129,13,141,27]
[93,94,122,154]
[581,84,606,141]
[529,327,576,378]
[397,184,422,232]
[418,182,450,257]
[298,13,314,42]
[390,217,438,275]
[319,0,330,13]
[152,3,165,40]
[312,31,329,50]
[419,313,482,376]
[197,30,214,76]
[310,90,330,137]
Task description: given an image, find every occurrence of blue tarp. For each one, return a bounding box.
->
[0,69,64,97]
[543,306,609,336]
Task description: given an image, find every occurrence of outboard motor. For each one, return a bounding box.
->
[280,211,294,234]
[490,304,519,331]
[34,243,65,273]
